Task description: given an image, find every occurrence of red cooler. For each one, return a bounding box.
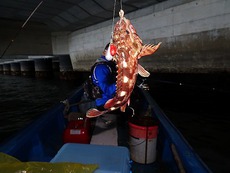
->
[63,117,91,144]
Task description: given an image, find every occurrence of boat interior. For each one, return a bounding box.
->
[63,86,161,172]
[0,85,211,173]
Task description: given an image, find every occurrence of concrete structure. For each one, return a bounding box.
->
[52,58,60,79]
[0,64,3,74]
[3,63,10,75]
[58,55,76,80]
[34,58,53,78]
[0,0,229,74]
[52,0,230,73]
[20,60,35,77]
[10,62,20,75]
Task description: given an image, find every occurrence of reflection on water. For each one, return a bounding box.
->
[0,73,229,172]
[0,75,78,141]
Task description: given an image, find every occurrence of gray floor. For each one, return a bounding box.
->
[90,114,118,146]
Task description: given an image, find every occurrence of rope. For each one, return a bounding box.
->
[61,99,93,116]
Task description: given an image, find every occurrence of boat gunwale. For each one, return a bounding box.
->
[141,89,212,173]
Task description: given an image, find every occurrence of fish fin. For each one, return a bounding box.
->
[139,42,162,58]
[138,64,150,77]
[120,99,130,112]
[120,104,127,112]
[86,108,107,118]
[104,98,116,109]
[127,99,130,106]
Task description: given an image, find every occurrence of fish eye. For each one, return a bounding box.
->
[126,30,129,34]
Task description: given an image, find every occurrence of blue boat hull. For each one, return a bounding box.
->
[0,86,212,173]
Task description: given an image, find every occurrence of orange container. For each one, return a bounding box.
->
[129,122,158,139]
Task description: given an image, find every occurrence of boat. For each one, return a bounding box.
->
[0,80,212,173]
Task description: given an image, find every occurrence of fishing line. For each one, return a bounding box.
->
[110,0,117,43]
[120,0,123,10]
[110,0,124,43]
[0,1,43,59]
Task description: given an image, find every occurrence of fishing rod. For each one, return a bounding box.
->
[0,1,43,59]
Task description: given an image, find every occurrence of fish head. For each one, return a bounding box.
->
[113,14,143,59]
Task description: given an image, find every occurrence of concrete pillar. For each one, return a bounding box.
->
[3,63,10,75]
[0,64,3,74]
[58,55,76,80]
[10,62,21,76]
[20,60,35,77]
[52,58,60,78]
[34,58,53,78]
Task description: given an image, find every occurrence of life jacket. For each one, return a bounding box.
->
[91,61,117,85]
[83,60,117,100]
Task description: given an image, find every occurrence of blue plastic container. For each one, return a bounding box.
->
[51,143,130,173]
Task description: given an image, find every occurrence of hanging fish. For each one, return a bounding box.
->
[86,9,161,118]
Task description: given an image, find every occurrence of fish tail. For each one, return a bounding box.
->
[86,108,108,118]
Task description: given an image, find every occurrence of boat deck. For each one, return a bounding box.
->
[88,113,161,173]
[90,114,118,146]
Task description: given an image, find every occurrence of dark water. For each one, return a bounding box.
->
[0,75,79,141]
[147,73,230,173]
[0,73,230,173]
